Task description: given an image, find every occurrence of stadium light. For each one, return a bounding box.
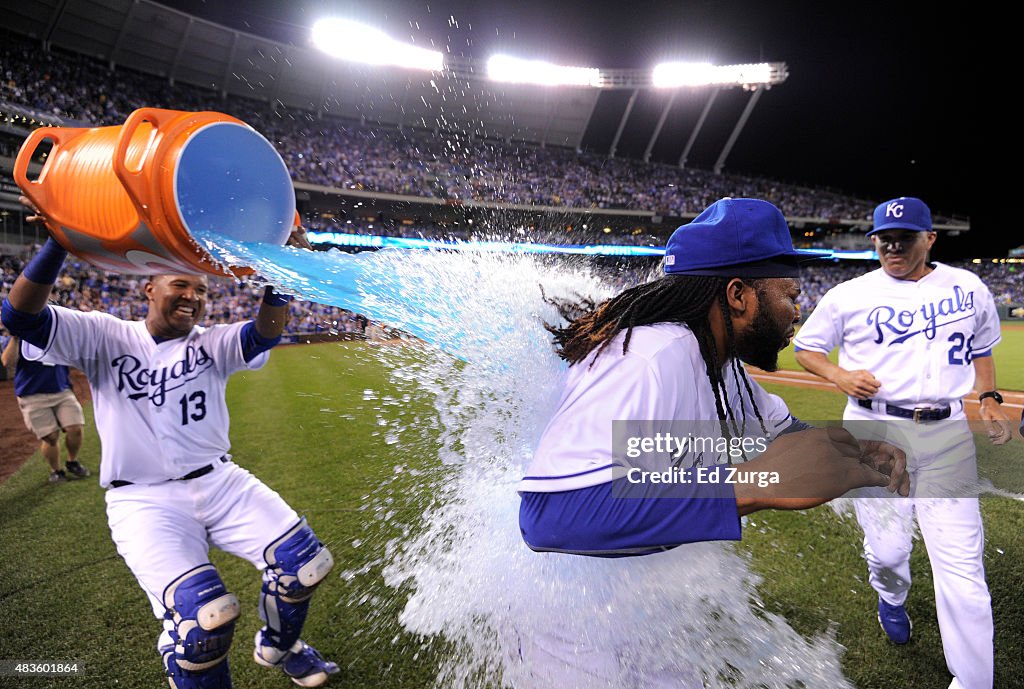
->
[487,54,602,87]
[312,18,443,71]
[652,61,775,88]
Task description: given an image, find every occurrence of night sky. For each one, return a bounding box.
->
[152,1,996,257]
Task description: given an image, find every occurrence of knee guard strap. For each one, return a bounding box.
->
[163,564,240,673]
[163,651,233,689]
[258,518,334,650]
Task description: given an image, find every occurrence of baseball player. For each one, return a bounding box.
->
[794,196,1014,689]
[2,333,89,483]
[517,198,909,687]
[1,218,339,688]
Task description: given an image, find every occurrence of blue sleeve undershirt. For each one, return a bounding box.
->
[239,320,281,362]
[1,299,52,349]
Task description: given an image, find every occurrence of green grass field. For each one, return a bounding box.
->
[1,339,1022,688]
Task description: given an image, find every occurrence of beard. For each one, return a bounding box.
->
[734,298,789,372]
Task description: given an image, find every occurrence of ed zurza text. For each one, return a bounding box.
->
[626,466,781,488]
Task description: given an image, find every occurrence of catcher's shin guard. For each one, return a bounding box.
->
[161,564,240,688]
[257,518,334,653]
[163,651,233,689]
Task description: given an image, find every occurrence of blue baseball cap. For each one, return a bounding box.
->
[663,198,815,278]
[867,197,932,236]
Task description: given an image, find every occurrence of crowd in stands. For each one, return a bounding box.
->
[270,120,877,221]
[0,32,967,228]
[4,30,1017,337]
[972,261,1024,308]
[3,246,1023,344]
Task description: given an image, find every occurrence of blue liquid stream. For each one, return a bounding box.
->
[194,232,495,360]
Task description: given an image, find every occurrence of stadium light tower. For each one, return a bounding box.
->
[645,60,787,173]
[312,18,443,71]
[486,54,602,87]
[651,61,780,89]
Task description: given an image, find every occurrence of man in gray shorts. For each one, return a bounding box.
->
[2,335,89,482]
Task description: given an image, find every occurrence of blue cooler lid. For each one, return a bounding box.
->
[174,122,294,246]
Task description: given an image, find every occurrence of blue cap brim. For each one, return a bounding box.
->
[667,252,819,278]
[866,223,932,236]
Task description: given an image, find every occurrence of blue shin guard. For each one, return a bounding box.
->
[163,652,233,689]
[161,564,240,688]
[256,518,334,653]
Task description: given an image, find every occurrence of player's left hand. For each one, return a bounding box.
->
[857,439,910,496]
[286,223,313,250]
[978,401,1014,446]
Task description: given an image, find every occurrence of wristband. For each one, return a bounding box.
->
[262,285,293,307]
[23,238,68,285]
[978,390,1004,404]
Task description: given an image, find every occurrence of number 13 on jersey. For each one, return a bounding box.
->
[180,390,207,425]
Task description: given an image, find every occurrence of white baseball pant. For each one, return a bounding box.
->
[845,401,992,689]
[104,459,300,650]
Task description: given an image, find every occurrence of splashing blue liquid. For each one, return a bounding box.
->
[190,229,856,689]
[193,230,530,362]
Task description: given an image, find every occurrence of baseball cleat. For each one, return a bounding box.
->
[254,638,339,687]
[65,461,90,478]
[48,469,68,483]
[877,598,912,644]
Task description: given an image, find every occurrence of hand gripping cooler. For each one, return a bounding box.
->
[13,107,296,277]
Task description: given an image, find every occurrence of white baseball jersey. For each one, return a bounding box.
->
[519,322,794,492]
[798,262,1000,689]
[793,262,1001,406]
[22,305,268,488]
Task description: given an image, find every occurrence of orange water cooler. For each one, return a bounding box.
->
[13,107,296,276]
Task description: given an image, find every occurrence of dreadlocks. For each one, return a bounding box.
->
[542,274,769,438]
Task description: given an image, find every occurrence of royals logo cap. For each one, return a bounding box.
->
[663,197,816,278]
[868,197,932,235]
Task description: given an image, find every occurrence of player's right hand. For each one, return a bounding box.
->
[833,368,882,399]
[286,223,313,250]
[733,427,904,514]
[19,195,46,226]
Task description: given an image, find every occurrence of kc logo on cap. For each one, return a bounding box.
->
[868,196,932,235]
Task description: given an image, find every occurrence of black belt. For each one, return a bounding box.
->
[858,399,952,423]
[110,456,228,488]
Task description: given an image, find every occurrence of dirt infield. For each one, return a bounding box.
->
[0,370,91,484]
[748,367,1024,422]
